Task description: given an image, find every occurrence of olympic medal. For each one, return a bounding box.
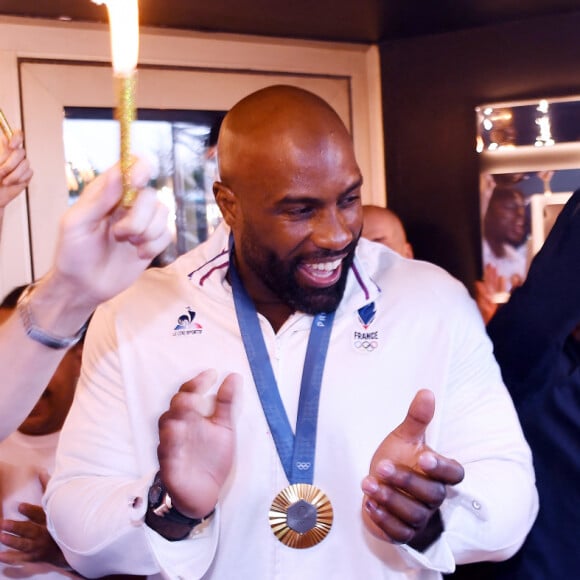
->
[269,483,333,548]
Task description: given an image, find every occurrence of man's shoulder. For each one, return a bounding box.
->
[107,226,231,312]
[356,238,464,294]
[351,240,475,329]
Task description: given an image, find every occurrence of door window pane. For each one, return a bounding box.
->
[63,108,225,264]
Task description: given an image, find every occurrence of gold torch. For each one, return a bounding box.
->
[93,0,140,207]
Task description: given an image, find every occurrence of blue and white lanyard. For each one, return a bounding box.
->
[229,258,335,484]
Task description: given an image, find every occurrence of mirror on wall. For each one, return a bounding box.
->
[475,96,580,302]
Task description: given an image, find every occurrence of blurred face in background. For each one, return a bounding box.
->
[362,205,414,259]
[485,187,526,248]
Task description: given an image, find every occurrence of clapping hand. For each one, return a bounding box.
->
[156,369,241,519]
[361,390,464,550]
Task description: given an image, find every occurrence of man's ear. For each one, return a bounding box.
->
[213,182,238,227]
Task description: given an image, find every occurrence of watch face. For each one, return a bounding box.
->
[148,476,165,506]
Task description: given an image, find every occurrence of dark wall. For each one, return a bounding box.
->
[379,12,580,292]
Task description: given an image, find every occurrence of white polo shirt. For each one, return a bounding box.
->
[45,224,537,579]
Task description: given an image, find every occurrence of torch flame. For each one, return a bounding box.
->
[93,0,139,76]
[93,0,140,206]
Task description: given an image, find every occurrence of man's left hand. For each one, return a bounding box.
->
[361,389,464,549]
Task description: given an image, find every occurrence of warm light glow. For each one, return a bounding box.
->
[93,0,139,75]
[476,106,516,151]
[534,100,554,147]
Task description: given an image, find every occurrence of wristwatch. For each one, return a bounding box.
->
[17,283,88,350]
[146,472,214,541]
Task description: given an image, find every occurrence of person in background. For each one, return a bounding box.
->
[0,130,33,238]
[46,85,536,579]
[481,185,527,293]
[360,204,507,329]
[361,204,414,258]
[0,286,143,580]
[362,205,503,327]
[0,285,84,578]
[458,188,580,579]
[0,157,172,441]
[473,264,508,325]
[475,185,528,324]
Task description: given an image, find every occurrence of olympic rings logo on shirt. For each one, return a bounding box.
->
[354,340,378,352]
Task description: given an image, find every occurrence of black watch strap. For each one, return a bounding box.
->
[146,472,214,541]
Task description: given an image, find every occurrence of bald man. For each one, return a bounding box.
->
[45,86,536,580]
[362,204,413,258]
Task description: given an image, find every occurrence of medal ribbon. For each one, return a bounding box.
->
[229,257,335,484]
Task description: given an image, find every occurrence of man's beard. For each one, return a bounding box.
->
[240,225,359,314]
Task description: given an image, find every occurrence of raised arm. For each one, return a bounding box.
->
[0,159,171,439]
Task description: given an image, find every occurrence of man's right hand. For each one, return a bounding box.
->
[156,369,241,519]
